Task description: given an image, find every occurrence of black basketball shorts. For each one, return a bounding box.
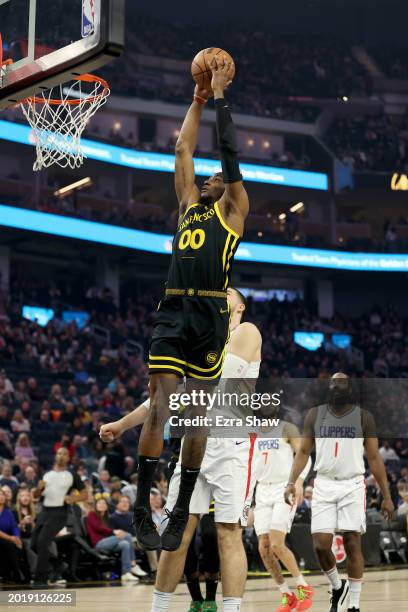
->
[149,296,230,381]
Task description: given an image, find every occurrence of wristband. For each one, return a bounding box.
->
[286,482,295,486]
[194,95,207,105]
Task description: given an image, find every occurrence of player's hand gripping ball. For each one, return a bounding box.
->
[191,47,235,92]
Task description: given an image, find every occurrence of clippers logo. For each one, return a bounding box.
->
[332,535,347,564]
[82,0,96,38]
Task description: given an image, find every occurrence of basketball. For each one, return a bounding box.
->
[191,47,235,91]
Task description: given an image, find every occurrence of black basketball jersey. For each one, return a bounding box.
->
[166,201,241,291]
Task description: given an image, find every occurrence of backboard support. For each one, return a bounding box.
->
[0,0,124,110]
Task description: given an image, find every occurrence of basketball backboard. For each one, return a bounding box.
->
[0,0,124,110]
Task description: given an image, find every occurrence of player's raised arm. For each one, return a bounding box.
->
[284,407,317,506]
[362,410,395,519]
[174,85,210,214]
[212,57,249,231]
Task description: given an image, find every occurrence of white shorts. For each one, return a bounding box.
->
[311,474,366,534]
[254,481,297,535]
[165,436,259,526]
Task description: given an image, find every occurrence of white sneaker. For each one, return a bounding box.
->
[131,565,148,578]
[121,572,139,583]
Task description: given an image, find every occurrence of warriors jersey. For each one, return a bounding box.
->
[166,201,240,291]
[314,404,365,480]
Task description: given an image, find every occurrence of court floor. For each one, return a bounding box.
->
[3,568,407,611]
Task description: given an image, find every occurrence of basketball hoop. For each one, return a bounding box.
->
[20,74,110,171]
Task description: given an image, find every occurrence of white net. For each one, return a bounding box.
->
[20,75,110,171]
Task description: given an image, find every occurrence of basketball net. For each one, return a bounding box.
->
[1,33,110,171]
[20,74,110,171]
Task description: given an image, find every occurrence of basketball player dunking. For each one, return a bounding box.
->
[254,420,313,612]
[284,373,395,612]
[133,57,249,552]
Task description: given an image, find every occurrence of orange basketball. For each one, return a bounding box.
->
[191,47,235,91]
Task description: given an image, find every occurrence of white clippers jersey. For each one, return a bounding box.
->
[255,421,294,485]
[314,404,365,480]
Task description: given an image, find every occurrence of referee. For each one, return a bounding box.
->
[31,447,87,587]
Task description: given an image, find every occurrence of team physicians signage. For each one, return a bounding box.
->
[1,204,408,272]
[0,120,328,191]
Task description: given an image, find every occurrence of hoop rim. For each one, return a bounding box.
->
[21,73,110,106]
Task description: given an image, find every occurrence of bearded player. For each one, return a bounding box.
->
[133,56,249,551]
[284,373,394,612]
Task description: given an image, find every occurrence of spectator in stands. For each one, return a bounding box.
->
[109,494,147,577]
[60,402,77,425]
[0,370,14,398]
[121,473,138,506]
[379,440,400,463]
[14,488,37,578]
[96,469,111,494]
[150,488,164,528]
[19,466,38,490]
[54,434,75,462]
[0,489,24,582]
[0,462,19,495]
[1,484,14,506]
[10,408,31,433]
[86,497,139,583]
[27,377,44,402]
[0,429,14,459]
[14,381,30,405]
[15,433,36,462]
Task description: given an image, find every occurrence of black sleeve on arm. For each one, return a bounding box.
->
[215,98,242,184]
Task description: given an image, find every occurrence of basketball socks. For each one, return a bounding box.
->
[348,578,362,608]
[278,581,293,594]
[295,574,309,587]
[136,456,159,508]
[325,566,342,591]
[223,597,242,611]
[186,576,203,603]
[205,578,219,601]
[151,590,173,612]
[175,465,200,511]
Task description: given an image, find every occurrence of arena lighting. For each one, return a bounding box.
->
[2,203,408,271]
[290,202,305,213]
[54,177,92,198]
[0,120,329,190]
[279,213,287,221]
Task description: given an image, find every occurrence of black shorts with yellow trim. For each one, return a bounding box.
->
[149,295,230,383]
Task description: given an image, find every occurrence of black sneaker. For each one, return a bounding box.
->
[133,506,160,550]
[329,579,350,612]
[160,507,189,552]
[347,608,359,612]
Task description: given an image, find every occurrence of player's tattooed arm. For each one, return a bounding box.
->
[284,407,316,506]
[175,87,210,212]
[363,410,395,519]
